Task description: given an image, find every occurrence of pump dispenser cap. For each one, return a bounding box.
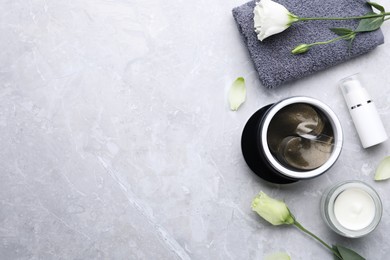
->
[340,75,371,109]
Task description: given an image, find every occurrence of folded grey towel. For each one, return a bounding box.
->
[232,0,384,88]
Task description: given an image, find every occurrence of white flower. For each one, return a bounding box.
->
[253,0,299,41]
[251,191,295,225]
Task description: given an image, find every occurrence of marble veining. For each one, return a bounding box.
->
[1,0,390,259]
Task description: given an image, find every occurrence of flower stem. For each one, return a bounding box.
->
[298,12,390,22]
[308,35,351,47]
[293,221,343,259]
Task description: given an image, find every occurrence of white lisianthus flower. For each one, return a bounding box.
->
[253,0,299,41]
[251,191,365,258]
[251,191,295,225]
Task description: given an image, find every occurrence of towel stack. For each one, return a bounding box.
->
[232,0,384,88]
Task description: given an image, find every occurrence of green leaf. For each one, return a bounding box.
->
[374,156,390,181]
[228,77,246,111]
[330,28,355,36]
[355,12,384,32]
[367,2,385,13]
[332,245,341,260]
[333,245,366,260]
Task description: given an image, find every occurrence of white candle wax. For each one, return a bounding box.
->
[333,188,376,231]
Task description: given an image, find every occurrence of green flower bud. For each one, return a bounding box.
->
[291,44,311,54]
[251,191,295,225]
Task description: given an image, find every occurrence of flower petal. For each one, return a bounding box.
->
[264,252,291,260]
[228,77,246,111]
[374,156,390,181]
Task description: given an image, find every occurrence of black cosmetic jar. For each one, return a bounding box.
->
[241,96,343,184]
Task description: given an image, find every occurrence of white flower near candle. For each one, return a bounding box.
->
[253,0,299,41]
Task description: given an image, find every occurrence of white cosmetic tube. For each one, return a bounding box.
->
[339,74,388,148]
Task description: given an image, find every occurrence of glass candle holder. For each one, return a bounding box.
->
[321,180,382,238]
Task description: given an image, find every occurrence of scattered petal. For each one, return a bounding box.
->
[229,77,246,111]
[264,252,291,260]
[374,156,390,181]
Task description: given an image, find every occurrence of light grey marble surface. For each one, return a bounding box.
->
[1,0,390,259]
